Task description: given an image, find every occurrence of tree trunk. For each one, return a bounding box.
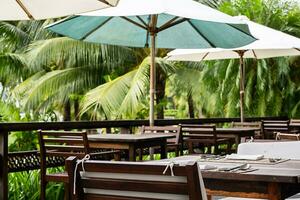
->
[187,93,195,118]
[156,67,166,119]
[74,99,80,121]
[63,99,71,121]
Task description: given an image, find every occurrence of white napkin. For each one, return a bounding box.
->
[198,164,217,170]
[225,154,264,160]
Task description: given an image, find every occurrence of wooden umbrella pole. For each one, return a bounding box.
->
[149,15,158,126]
[238,51,245,122]
[150,33,156,126]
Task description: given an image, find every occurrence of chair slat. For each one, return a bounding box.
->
[43,138,83,145]
[81,178,188,194]
[45,145,85,152]
[80,161,188,176]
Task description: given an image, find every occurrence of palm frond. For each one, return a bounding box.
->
[81,70,137,119]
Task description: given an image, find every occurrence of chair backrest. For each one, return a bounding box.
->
[141,125,182,145]
[181,124,217,141]
[276,132,300,141]
[232,122,262,138]
[38,130,90,164]
[290,119,300,124]
[237,141,300,159]
[66,156,204,200]
[262,120,290,138]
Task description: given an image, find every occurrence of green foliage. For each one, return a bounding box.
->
[9,169,64,200]
[170,0,300,119]
[81,57,174,119]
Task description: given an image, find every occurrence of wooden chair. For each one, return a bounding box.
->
[276,132,300,141]
[181,124,232,154]
[232,121,262,139]
[140,125,183,159]
[66,156,205,200]
[289,119,300,133]
[261,120,290,139]
[38,130,116,200]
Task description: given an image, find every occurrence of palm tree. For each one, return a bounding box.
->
[0,19,131,121]
[181,0,300,118]
[81,56,175,119]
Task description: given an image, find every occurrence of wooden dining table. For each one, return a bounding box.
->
[182,127,258,146]
[87,134,175,161]
[153,155,300,200]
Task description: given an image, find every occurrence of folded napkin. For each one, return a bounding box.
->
[198,164,217,170]
[225,154,264,160]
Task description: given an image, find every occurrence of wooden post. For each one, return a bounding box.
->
[237,50,246,123]
[0,131,8,200]
[149,15,158,127]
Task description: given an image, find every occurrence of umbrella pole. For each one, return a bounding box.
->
[149,33,156,126]
[238,51,245,122]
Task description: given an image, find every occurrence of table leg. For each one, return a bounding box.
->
[240,137,247,143]
[188,141,194,154]
[128,145,136,161]
[235,135,240,146]
[268,182,281,200]
[160,139,167,159]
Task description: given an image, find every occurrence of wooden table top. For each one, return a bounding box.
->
[88,134,175,142]
[182,127,259,132]
[153,155,300,184]
[216,127,260,132]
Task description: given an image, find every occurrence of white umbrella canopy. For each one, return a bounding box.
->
[168,16,300,61]
[0,0,119,21]
[167,16,300,122]
[83,0,247,24]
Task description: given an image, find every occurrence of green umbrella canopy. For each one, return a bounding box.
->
[47,0,256,125]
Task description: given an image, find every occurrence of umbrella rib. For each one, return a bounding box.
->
[157,18,187,32]
[157,17,179,31]
[251,50,258,59]
[187,20,216,48]
[144,15,152,47]
[81,17,113,40]
[97,0,115,6]
[201,52,210,61]
[136,16,148,27]
[121,17,148,30]
[16,0,34,20]
[227,24,257,40]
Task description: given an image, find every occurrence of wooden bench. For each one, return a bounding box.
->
[66,156,205,200]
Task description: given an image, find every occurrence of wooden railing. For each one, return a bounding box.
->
[0,116,286,200]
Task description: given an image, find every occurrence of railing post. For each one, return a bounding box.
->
[0,131,8,200]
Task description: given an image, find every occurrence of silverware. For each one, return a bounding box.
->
[229,164,251,172]
[218,163,249,172]
[238,168,258,173]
